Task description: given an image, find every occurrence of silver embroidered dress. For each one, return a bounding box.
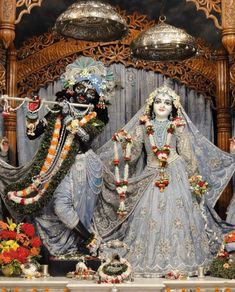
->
[94,108,235,277]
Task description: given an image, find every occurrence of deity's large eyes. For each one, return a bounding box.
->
[164,99,172,106]
[154,98,162,104]
[154,97,172,106]
[74,81,96,103]
[75,83,85,93]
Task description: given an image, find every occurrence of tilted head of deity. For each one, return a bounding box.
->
[56,57,115,125]
[146,83,181,120]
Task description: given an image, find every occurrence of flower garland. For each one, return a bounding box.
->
[66,112,97,133]
[7,133,74,205]
[97,257,132,284]
[189,175,209,197]
[6,112,97,208]
[140,115,176,192]
[5,111,101,215]
[7,117,63,201]
[112,129,133,218]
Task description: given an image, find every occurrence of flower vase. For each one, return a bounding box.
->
[1,264,21,277]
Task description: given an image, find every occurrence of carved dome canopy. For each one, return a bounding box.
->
[131,18,197,61]
[54,0,128,42]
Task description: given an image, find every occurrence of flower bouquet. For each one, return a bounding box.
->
[210,231,235,279]
[0,218,42,277]
[189,175,208,197]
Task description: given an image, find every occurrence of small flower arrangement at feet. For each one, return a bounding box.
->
[210,231,235,279]
[189,175,208,197]
[0,218,42,277]
[97,253,132,284]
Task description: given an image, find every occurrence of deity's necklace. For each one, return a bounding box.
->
[140,115,175,192]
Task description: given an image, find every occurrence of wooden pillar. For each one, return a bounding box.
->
[215,47,233,219]
[0,0,17,165]
[222,0,235,55]
[5,45,17,166]
[0,0,16,49]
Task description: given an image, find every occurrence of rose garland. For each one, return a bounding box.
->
[140,115,186,192]
[112,129,133,219]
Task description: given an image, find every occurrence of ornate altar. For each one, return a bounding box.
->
[0,1,234,288]
[0,0,234,231]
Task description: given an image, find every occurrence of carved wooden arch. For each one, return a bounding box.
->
[15,11,217,100]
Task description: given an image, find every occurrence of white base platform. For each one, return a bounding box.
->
[0,276,235,292]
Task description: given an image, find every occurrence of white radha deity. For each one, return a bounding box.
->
[93,83,235,277]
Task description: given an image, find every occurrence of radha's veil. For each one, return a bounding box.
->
[96,81,235,209]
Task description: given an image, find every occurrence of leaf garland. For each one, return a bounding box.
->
[102,263,128,276]
[4,113,77,215]
[4,112,106,216]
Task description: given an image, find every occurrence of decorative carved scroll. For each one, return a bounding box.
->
[230,61,235,106]
[16,39,216,98]
[186,0,222,29]
[0,63,5,95]
[15,0,42,24]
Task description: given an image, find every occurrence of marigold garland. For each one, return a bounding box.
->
[4,114,75,215]
[5,111,105,216]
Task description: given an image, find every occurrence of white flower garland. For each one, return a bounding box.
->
[98,258,132,284]
[112,129,132,218]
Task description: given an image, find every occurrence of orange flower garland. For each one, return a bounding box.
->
[6,111,98,208]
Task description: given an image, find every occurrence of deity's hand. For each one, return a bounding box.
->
[229,137,235,155]
[172,116,186,133]
[0,137,9,153]
[65,118,89,141]
[76,127,90,143]
[86,233,102,256]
